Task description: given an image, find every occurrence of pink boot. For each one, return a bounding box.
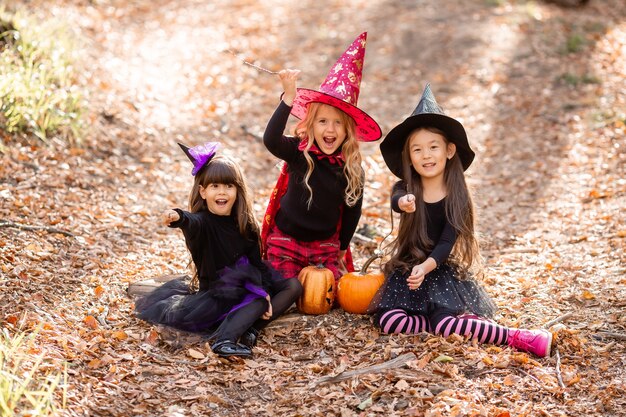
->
[508,329,553,357]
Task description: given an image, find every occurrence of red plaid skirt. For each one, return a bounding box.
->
[265,225,343,280]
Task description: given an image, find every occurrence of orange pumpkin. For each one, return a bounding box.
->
[297,265,336,315]
[337,254,385,314]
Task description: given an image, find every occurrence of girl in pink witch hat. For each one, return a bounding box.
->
[261,32,381,286]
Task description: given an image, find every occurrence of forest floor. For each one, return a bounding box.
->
[1,0,625,416]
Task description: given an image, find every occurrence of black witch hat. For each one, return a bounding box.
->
[380,83,474,178]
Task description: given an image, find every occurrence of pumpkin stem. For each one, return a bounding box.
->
[360,252,382,275]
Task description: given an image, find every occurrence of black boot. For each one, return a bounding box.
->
[239,328,259,348]
[211,340,252,358]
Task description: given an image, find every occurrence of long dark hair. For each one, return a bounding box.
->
[187,155,259,287]
[383,127,479,277]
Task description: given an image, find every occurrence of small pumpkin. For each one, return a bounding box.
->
[337,253,384,314]
[297,264,336,315]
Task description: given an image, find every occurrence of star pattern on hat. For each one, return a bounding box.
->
[318,34,366,104]
[290,32,382,142]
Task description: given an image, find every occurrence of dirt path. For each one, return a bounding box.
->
[1,0,625,416]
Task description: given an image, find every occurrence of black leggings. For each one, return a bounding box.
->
[212,277,302,342]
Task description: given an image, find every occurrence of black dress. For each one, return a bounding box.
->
[263,101,363,250]
[371,183,497,318]
[135,210,283,333]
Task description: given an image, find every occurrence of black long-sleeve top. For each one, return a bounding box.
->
[390,181,456,266]
[263,101,363,250]
[170,209,271,291]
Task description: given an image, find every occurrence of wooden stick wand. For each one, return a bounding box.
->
[222,49,278,74]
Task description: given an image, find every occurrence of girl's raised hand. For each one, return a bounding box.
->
[278,69,300,107]
[399,194,416,213]
[407,265,425,290]
[162,209,180,226]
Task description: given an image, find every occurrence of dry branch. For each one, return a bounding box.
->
[145,350,208,367]
[544,312,574,329]
[311,352,416,386]
[483,247,540,255]
[0,220,75,237]
[126,274,189,296]
[592,331,626,341]
[265,313,303,328]
[555,349,565,389]
[240,124,263,141]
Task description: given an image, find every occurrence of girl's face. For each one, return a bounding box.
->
[408,129,456,180]
[312,105,347,155]
[199,183,237,216]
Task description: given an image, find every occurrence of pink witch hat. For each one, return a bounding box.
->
[290,32,382,142]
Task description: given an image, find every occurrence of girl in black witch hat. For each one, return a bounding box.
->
[134,142,302,358]
[372,84,553,357]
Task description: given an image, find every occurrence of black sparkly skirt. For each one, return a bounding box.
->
[134,257,282,333]
[369,263,497,318]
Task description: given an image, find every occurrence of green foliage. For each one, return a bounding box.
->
[0,329,67,416]
[584,21,606,34]
[564,33,586,53]
[558,72,601,86]
[0,7,86,148]
[484,0,506,7]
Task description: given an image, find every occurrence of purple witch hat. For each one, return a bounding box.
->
[178,141,221,175]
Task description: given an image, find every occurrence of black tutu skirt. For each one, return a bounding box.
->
[369,263,497,318]
[134,257,283,333]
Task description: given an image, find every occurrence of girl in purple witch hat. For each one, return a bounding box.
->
[261,32,382,284]
[134,141,302,358]
[371,84,553,358]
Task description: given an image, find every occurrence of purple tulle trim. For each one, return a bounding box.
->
[189,142,220,175]
[135,255,275,333]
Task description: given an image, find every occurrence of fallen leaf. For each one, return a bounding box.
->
[94,285,105,298]
[395,379,410,390]
[582,290,596,300]
[88,358,102,368]
[84,315,99,329]
[145,330,159,345]
[188,348,205,359]
[503,374,521,386]
[357,396,373,411]
[112,330,128,340]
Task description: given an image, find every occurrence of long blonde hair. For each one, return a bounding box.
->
[187,155,259,287]
[295,102,363,208]
[384,127,480,276]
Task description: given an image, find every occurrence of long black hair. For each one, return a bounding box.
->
[383,127,479,276]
